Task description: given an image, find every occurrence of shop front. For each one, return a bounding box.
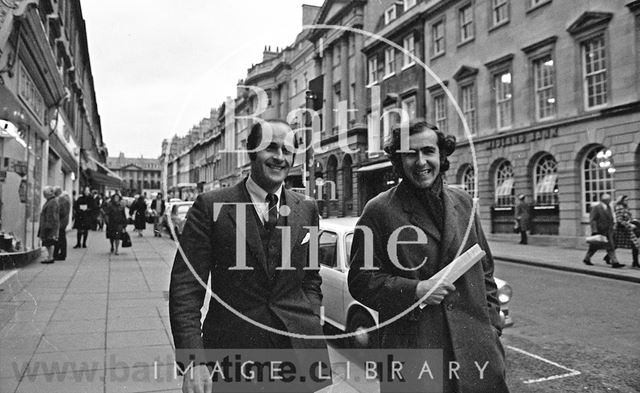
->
[450,110,640,241]
[0,86,47,262]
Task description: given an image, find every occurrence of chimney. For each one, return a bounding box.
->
[302,4,321,27]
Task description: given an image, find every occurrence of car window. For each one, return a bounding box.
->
[177,205,191,216]
[345,232,354,266]
[318,231,338,268]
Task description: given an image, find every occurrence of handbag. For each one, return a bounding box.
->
[121,231,132,248]
[585,234,608,246]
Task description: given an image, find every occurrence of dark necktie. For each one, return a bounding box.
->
[265,193,278,230]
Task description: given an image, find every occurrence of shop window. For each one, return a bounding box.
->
[533,154,558,205]
[494,161,515,206]
[462,165,475,196]
[582,147,615,215]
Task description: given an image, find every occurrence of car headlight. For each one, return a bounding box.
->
[497,283,512,305]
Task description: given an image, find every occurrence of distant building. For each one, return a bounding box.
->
[107,153,161,197]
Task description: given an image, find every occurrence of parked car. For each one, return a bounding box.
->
[162,198,184,231]
[318,217,513,348]
[168,201,194,239]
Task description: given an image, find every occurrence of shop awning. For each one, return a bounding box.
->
[86,169,123,189]
[356,161,392,172]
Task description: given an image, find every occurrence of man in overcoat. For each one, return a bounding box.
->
[348,120,509,392]
[583,193,624,268]
[170,120,329,393]
[53,186,71,260]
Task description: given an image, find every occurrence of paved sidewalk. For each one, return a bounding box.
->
[0,228,180,393]
[489,240,640,283]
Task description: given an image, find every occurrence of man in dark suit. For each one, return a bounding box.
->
[53,187,71,261]
[170,120,329,393]
[583,193,624,268]
[348,121,509,392]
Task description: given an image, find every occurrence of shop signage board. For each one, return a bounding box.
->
[486,127,559,150]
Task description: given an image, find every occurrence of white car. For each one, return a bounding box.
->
[318,217,513,348]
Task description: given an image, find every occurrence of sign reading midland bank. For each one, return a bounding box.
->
[486,127,559,150]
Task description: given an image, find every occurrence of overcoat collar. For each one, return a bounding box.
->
[398,180,465,268]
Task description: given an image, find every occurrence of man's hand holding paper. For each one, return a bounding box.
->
[416,278,456,305]
[417,244,486,308]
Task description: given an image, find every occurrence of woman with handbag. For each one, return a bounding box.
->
[613,195,639,269]
[104,193,127,255]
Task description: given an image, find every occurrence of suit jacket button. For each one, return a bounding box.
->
[446,303,454,311]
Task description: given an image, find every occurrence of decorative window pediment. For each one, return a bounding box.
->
[567,12,613,35]
[453,65,479,81]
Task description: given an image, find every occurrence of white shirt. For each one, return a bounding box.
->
[245,176,282,225]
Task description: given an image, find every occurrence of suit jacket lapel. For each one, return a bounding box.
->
[224,181,267,272]
[283,189,305,255]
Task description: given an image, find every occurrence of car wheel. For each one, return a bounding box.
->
[346,309,378,349]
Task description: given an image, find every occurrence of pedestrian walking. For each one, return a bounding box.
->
[514,194,531,245]
[613,195,639,269]
[150,192,165,237]
[104,193,127,255]
[53,186,71,261]
[38,186,59,264]
[73,186,94,248]
[129,194,147,237]
[583,193,625,268]
[348,121,509,392]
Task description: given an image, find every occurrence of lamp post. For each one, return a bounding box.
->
[304,90,316,198]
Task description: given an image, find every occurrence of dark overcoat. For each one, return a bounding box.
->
[515,200,531,231]
[348,180,508,393]
[38,197,60,243]
[129,198,147,230]
[73,195,94,230]
[169,180,329,386]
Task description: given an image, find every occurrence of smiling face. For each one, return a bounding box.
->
[400,127,441,189]
[250,122,294,193]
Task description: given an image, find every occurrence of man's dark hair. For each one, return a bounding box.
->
[383,119,456,176]
[247,119,298,161]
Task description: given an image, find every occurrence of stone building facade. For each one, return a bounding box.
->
[162,0,640,244]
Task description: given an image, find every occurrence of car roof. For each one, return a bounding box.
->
[319,217,359,233]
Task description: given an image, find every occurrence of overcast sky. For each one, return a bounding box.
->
[82,0,324,159]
